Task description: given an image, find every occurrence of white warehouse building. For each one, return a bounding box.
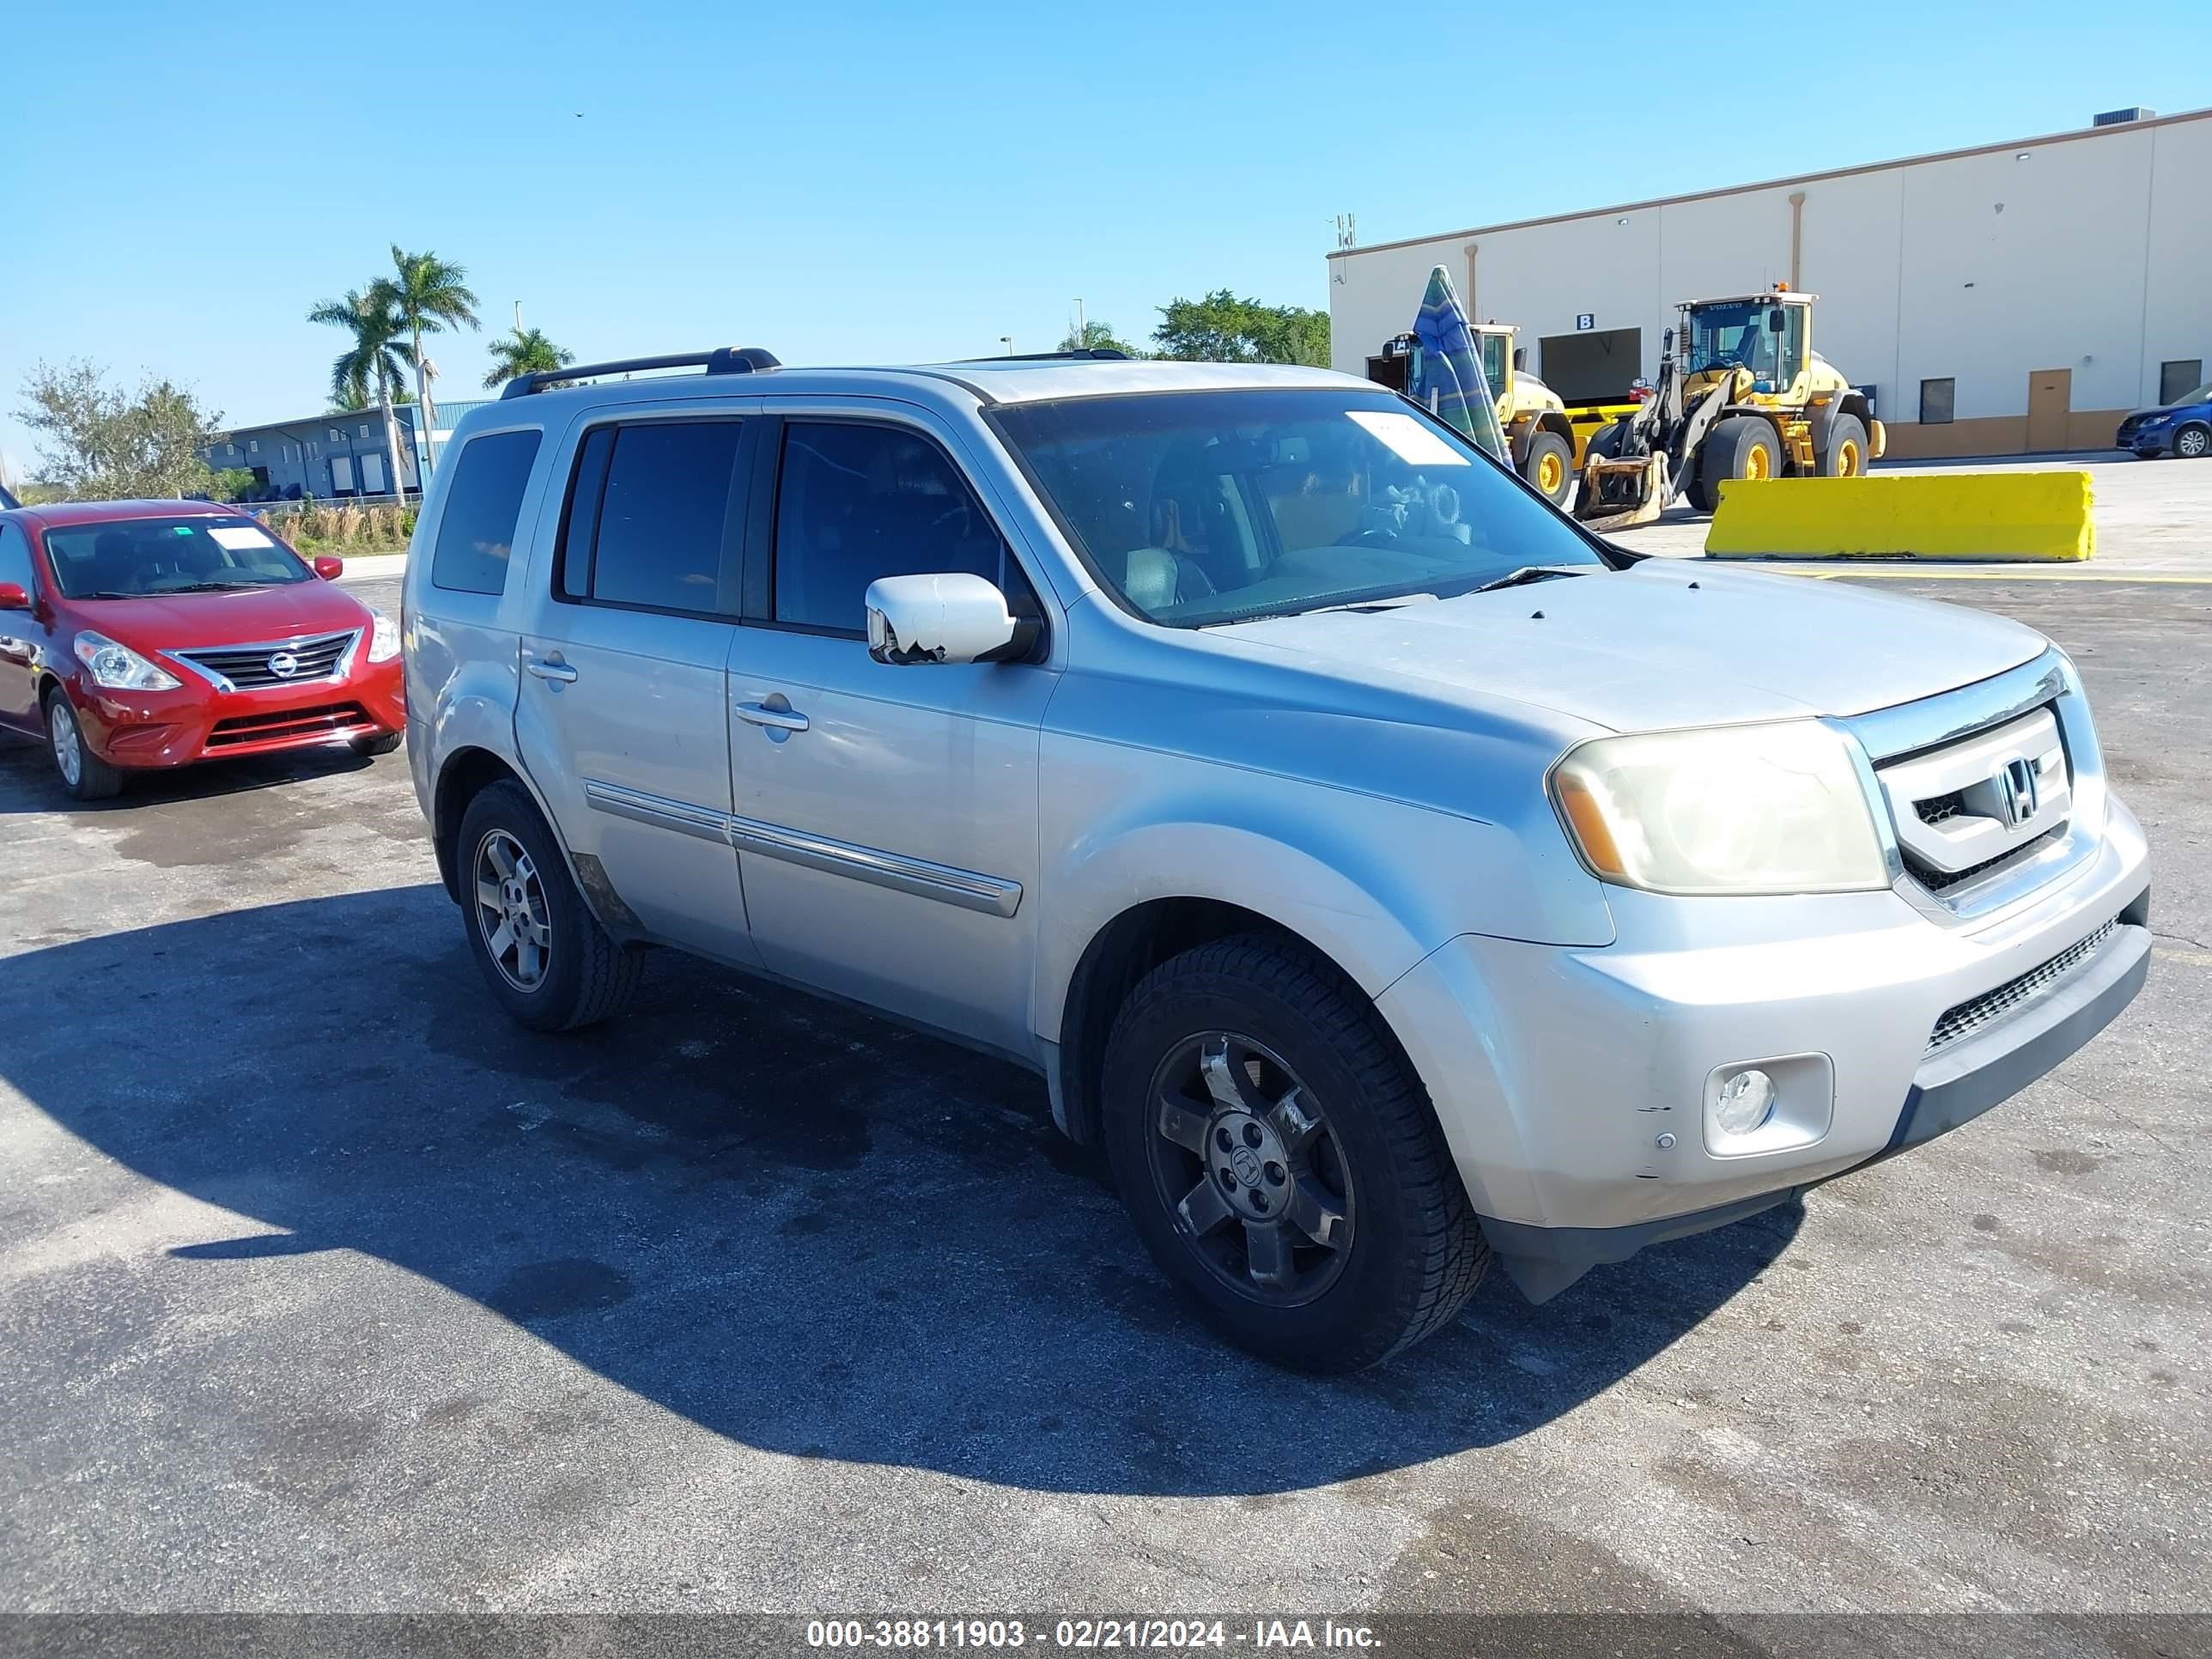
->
[1327,106,2211,459]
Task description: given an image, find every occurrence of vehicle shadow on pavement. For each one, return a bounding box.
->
[0,732,374,814]
[5,884,1799,1498]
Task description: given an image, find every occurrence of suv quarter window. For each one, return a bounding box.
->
[769,419,1036,637]
[430,428,544,595]
[555,417,747,617]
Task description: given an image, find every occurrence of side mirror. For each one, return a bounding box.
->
[0,581,27,611]
[1511,347,1527,372]
[313,555,344,580]
[1768,309,1787,333]
[866,573,1025,665]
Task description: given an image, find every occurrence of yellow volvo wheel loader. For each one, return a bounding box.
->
[1573,288,1883,532]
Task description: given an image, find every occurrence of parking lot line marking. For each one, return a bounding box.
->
[1788,568,2212,583]
[2154,946,2212,969]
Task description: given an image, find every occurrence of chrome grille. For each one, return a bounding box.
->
[1927,921,2116,1054]
[1875,707,2071,896]
[172,629,357,690]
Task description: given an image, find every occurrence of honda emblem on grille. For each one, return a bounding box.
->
[1996,757,2039,827]
[267,650,301,678]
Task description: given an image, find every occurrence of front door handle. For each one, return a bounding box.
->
[734,699,810,733]
[526,656,579,684]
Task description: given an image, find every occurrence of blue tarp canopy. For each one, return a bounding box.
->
[1405,265,1508,460]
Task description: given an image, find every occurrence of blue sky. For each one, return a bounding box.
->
[3,1,2204,477]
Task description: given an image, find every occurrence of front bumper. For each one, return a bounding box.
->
[72,656,405,769]
[1378,798,2151,1302]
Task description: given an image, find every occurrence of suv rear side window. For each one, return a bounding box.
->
[773,422,1024,635]
[557,420,744,616]
[431,428,543,595]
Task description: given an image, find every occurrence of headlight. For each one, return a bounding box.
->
[74,630,181,692]
[2139,412,2173,428]
[1550,721,1888,896]
[367,608,400,663]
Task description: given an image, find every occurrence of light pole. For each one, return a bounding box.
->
[1074,298,1085,347]
[1000,335,1013,357]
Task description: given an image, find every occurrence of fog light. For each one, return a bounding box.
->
[1714,1068,1777,1137]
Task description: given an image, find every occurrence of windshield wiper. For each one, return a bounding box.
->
[1469,565,1590,594]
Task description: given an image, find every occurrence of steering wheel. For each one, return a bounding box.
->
[1335,526,1401,548]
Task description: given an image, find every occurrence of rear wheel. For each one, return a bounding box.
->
[43,689,124,801]
[1698,416,1781,511]
[457,780,644,1032]
[1102,934,1487,1371]
[1521,432,1573,506]
[351,731,404,757]
[1820,413,1869,477]
[2176,423,2210,459]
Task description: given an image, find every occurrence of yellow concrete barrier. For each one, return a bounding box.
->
[1704,471,2095,562]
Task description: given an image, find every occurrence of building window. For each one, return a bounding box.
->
[358,424,372,440]
[247,439,260,454]
[328,428,343,443]
[2160,360,2204,404]
[1919,378,1955,426]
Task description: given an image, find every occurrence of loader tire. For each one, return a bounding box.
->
[1698,416,1781,513]
[1522,432,1574,506]
[1820,414,1869,478]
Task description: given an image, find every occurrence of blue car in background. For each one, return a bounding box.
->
[2117,381,2212,459]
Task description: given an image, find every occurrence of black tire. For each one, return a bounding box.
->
[2175,423,2211,460]
[1521,431,1574,506]
[1819,413,1869,477]
[456,779,643,1032]
[1683,472,1715,514]
[43,689,124,801]
[1698,415,1782,513]
[350,731,404,757]
[1102,933,1487,1371]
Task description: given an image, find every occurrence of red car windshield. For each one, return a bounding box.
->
[42,517,313,599]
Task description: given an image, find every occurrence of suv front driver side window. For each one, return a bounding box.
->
[772,422,1028,635]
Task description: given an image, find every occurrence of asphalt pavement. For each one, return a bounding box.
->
[0,574,2204,1647]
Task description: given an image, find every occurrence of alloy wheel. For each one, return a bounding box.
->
[50,703,82,787]
[2180,428,2209,459]
[1146,1031,1354,1305]
[473,829,552,992]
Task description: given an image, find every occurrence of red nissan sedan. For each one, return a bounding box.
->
[0,500,404,799]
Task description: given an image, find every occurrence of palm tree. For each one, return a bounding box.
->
[387,247,479,471]
[308,283,412,500]
[483,326,576,390]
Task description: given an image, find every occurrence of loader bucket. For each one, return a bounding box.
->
[1573,454,1667,532]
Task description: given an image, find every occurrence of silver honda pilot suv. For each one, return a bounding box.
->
[404,348,2151,1370]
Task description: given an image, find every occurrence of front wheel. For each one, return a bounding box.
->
[2175,423,2210,459]
[1103,935,1487,1371]
[350,731,404,757]
[457,780,644,1032]
[44,690,124,801]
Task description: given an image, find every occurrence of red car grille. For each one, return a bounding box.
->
[204,702,374,750]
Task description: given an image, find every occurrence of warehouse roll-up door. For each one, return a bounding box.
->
[330,455,355,495]
[360,452,387,495]
[1539,328,1643,403]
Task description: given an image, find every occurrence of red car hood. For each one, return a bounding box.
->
[78,581,375,652]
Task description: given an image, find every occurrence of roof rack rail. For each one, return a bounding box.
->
[971,348,1133,362]
[498,345,781,400]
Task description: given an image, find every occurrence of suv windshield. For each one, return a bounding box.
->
[992,389,1604,626]
[41,516,312,599]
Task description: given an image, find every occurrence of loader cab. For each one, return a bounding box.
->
[1681,293,1812,399]
[1472,325,1512,402]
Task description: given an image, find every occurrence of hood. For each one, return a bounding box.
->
[1223,561,2046,732]
[2127,399,2204,418]
[73,580,375,653]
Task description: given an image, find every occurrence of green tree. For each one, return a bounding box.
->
[1055,319,1143,356]
[210,466,257,501]
[482,326,576,389]
[387,246,479,468]
[308,284,412,497]
[15,361,221,501]
[1152,290,1330,366]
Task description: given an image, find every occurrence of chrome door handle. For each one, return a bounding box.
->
[734,700,810,733]
[526,659,578,684]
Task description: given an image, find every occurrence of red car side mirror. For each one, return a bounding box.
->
[0,581,29,611]
[313,556,344,580]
